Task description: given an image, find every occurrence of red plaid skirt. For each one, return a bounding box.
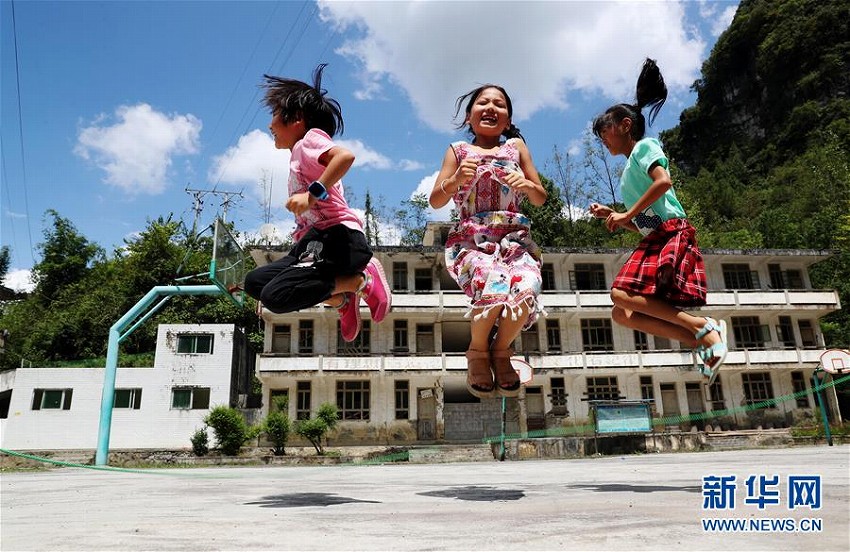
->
[612,218,707,307]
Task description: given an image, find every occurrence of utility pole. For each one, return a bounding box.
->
[184,186,244,224]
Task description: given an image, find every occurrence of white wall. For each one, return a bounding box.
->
[1,324,236,450]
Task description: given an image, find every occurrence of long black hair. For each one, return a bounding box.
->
[592,58,667,141]
[454,84,524,142]
[262,63,344,137]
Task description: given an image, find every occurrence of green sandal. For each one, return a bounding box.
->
[695,317,728,385]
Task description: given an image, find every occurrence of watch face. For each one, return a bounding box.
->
[309,181,327,199]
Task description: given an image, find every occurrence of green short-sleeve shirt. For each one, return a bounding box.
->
[621,137,686,236]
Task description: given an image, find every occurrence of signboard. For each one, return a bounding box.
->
[593,401,652,434]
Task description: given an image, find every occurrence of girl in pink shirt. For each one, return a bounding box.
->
[244,64,390,342]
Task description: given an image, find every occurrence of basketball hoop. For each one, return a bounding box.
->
[511,358,534,385]
[819,349,850,375]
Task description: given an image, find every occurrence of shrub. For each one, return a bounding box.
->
[264,395,291,456]
[295,402,339,455]
[190,428,209,457]
[204,406,250,456]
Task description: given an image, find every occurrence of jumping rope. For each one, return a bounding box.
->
[2,373,847,472]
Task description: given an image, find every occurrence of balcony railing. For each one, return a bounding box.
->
[257,347,826,373]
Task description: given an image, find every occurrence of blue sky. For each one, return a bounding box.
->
[1,0,738,292]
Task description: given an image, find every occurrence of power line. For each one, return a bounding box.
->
[9,0,35,266]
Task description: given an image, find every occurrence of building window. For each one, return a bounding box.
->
[269,389,288,413]
[338,320,371,354]
[336,380,370,420]
[298,320,314,354]
[521,323,540,352]
[798,320,817,348]
[546,319,561,352]
[768,264,804,289]
[634,330,649,351]
[791,371,810,408]
[414,268,432,291]
[586,376,620,401]
[708,380,725,411]
[393,320,409,352]
[581,319,614,351]
[113,388,142,409]
[741,373,775,408]
[541,263,556,291]
[171,387,211,410]
[416,324,435,353]
[654,336,671,350]
[569,263,606,290]
[640,376,654,402]
[776,316,796,349]
[272,324,291,354]
[395,380,409,420]
[393,262,408,291]
[296,381,311,420]
[31,389,73,411]
[550,377,568,416]
[732,316,768,349]
[176,334,213,354]
[722,263,760,290]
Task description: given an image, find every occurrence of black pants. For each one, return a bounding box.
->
[244,225,372,314]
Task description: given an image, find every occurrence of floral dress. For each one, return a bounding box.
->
[444,139,543,327]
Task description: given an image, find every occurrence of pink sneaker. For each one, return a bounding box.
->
[338,293,361,342]
[360,258,391,322]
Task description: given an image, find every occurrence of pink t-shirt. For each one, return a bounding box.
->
[288,128,364,242]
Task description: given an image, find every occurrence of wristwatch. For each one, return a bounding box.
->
[308,180,329,201]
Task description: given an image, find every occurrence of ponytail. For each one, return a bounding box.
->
[635,58,667,128]
[592,58,667,141]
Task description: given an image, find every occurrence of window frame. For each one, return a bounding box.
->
[176,333,214,355]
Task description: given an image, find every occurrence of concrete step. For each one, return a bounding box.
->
[407,443,495,463]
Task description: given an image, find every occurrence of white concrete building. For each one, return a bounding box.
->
[250,224,844,444]
[0,324,254,450]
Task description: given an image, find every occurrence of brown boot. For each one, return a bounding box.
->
[465,349,496,399]
[491,348,520,397]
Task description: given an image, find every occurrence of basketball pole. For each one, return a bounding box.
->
[810,368,833,447]
[95,285,223,466]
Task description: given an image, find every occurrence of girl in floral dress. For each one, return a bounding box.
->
[430,84,547,398]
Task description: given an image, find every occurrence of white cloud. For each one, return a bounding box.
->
[711,6,738,37]
[3,269,34,293]
[75,103,201,194]
[319,1,706,132]
[337,139,393,170]
[209,130,290,210]
[399,159,425,171]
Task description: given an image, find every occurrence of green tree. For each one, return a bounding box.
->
[205,406,250,456]
[295,402,339,455]
[263,395,291,456]
[32,210,104,306]
[394,193,430,246]
[0,246,10,284]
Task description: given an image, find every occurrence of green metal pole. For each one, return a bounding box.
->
[811,369,833,446]
[499,397,507,461]
[95,285,223,465]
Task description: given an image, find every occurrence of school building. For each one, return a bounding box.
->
[251,223,845,443]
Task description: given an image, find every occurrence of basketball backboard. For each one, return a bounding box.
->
[819,349,850,375]
[210,217,247,307]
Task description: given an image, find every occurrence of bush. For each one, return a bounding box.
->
[264,395,291,456]
[190,428,209,457]
[295,402,339,455]
[204,406,250,456]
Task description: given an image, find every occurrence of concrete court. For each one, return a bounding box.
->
[1,445,848,551]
